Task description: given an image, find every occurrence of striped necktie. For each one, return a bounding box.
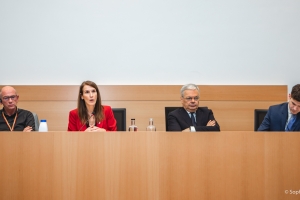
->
[190,112,197,127]
[285,114,296,131]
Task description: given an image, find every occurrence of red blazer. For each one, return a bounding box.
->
[68,105,117,131]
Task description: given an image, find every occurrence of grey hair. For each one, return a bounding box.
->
[180,83,199,97]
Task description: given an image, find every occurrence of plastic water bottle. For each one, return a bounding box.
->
[146,118,156,131]
[39,119,48,132]
[128,118,138,131]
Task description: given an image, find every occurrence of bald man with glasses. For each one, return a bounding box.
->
[0,86,35,131]
[167,83,220,132]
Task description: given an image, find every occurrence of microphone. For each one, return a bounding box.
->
[79,112,95,131]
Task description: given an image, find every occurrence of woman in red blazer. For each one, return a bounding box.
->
[68,80,117,131]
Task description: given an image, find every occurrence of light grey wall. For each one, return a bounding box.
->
[1,0,299,92]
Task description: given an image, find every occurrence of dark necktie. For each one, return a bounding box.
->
[285,114,296,131]
[190,112,197,127]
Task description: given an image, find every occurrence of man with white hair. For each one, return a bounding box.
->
[167,83,220,132]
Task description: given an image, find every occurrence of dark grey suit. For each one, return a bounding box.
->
[167,107,220,131]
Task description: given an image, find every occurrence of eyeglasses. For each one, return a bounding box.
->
[184,97,199,101]
[2,95,18,101]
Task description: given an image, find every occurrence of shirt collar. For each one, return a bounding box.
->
[1,107,18,117]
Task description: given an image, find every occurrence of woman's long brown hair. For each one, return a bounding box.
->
[77,80,104,124]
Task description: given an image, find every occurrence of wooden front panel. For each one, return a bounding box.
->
[0,132,299,200]
[1,85,287,131]
[2,85,287,101]
[18,100,283,131]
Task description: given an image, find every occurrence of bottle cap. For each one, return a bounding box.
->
[40,119,47,122]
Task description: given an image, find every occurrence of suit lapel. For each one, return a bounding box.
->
[195,109,204,125]
[179,108,193,126]
[279,103,288,130]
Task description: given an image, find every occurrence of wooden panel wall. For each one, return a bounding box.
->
[0,131,299,200]
[0,85,287,131]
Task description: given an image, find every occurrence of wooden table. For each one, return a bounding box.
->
[0,131,299,200]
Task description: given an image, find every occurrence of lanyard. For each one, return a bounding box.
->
[2,111,18,131]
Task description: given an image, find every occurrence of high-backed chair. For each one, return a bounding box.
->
[254,109,268,131]
[165,107,208,131]
[112,108,126,131]
[165,107,180,131]
[31,112,39,131]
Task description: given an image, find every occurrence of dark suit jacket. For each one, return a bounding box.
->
[257,102,300,131]
[167,107,220,131]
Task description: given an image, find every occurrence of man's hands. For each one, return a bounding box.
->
[206,120,216,126]
[181,120,216,132]
[23,126,33,132]
[182,128,190,132]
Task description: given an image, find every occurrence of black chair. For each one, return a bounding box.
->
[165,107,208,131]
[165,107,180,131]
[254,109,268,131]
[112,108,126,131]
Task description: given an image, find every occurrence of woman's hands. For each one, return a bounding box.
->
[85,126,106,132]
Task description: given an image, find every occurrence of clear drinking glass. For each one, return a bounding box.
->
[146,118,156,131]
[128,118,138,131]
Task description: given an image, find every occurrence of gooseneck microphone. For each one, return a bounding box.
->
[79,112,95,131]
